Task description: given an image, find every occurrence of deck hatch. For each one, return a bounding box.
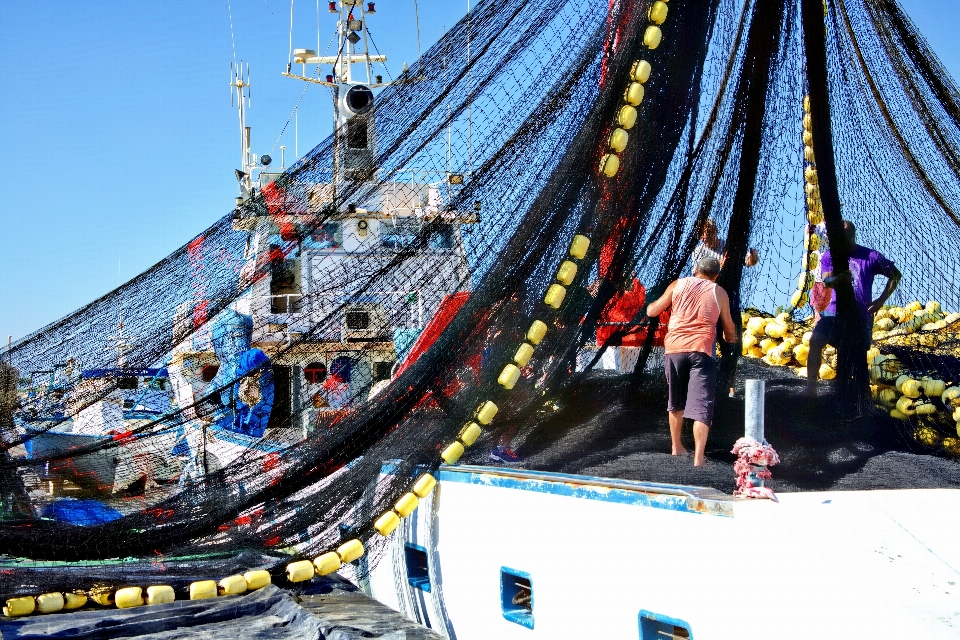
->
[500,567,533,629]
[404,544,431,593]
[639,610,692,639]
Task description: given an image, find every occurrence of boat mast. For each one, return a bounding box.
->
[231,62,253,198]
[284,1,397,202]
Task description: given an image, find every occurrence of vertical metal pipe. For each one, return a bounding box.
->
[745,379,765,443]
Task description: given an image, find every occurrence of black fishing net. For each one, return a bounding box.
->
[1,0,959,605]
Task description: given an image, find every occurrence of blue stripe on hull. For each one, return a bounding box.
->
[437,465,734,516]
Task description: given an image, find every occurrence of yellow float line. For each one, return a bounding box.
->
[3,570,274,616]
[794,94,821,309]
[599,1,667,179]
[423,0,669,526]
[434,0,677,496]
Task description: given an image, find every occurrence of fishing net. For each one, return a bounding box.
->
[1,0,959,604]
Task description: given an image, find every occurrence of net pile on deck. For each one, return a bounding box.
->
[1,0,959,604]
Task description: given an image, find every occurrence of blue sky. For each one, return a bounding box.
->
[0,0,958,341]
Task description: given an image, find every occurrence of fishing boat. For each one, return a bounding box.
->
[2,2,959,638]
[364,462,960,639]
[12,0,476,501]
[15,317,184,494]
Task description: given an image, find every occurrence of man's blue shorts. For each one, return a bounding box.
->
[665,351,717,427]
[811,315,872,351]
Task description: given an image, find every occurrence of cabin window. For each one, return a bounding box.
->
[404,544,431,592]
[305,222,342,249]
[638,610,693,639]
[200,365,219,383]
[304,362,327,384]
[346,310,371,330]
[117,377,138,390]
[500,567,533,629]
[381,219,419,249]
[429,225,455,250]
[268,239,302,313]
[373,361,392,382]
[271,260,297,290]
[329,357,353,383]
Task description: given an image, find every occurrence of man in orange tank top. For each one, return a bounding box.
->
[646,257,738,466]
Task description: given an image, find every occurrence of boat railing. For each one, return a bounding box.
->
[258,168,475,220]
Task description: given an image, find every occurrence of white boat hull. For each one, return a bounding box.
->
[368,466,960,639]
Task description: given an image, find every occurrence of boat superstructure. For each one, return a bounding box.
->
[15,303,182,494]
[15,1,477,497]
[218,0,475,431]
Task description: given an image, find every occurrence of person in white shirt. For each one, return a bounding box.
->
[692,218,759,270]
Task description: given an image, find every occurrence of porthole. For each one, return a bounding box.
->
[304,362,327,384]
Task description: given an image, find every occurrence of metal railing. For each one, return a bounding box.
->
[258,290,424,343]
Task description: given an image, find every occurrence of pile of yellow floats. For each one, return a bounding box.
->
[867,300,960,453]
[869,352,960,453]
[741,311,823,376]
[871,300,960,348]
[741,301,960,452]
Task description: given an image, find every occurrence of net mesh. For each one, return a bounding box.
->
[1,0,959,599]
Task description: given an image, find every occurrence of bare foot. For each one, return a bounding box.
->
[693,456,706,466]
[672,446,689,456]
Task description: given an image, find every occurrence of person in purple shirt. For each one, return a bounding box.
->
[807,220,901,395]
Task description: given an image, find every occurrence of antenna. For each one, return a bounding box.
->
[231,60,254,192]
[414,0,421,60]
[445,27,451,175]
[116,256,126,367]
[467,0,473,175]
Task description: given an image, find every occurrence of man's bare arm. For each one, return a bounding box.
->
[646,280,677,317]
[715,286,738,343]
[868,266,901,315]
[822,269,853,290]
